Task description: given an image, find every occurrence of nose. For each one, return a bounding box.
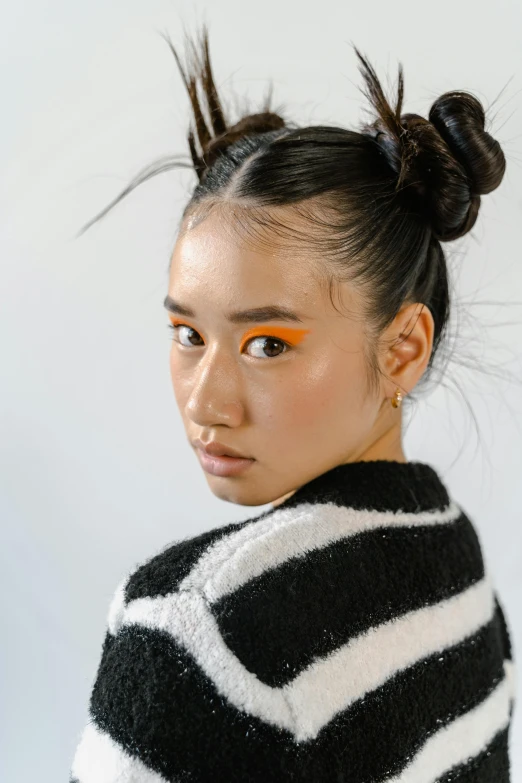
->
[184,346,245,427]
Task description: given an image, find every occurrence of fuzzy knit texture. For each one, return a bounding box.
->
[69,459,516,782]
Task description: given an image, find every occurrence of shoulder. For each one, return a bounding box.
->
[107,503,283,635]
[71,502,304,779]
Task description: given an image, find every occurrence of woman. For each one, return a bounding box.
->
[70,25,516,782]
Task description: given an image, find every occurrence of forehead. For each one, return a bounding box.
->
[168,205,325,309]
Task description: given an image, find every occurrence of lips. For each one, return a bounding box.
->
[193,439,252,459]
[196,448,255,477]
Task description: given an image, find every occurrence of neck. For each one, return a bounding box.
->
[272,422,406,508]
[349,419,406,464]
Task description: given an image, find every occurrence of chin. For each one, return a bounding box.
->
[205,478,275,508]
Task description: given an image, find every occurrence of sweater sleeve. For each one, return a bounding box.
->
[68,573,269,783]
[69,578,180,783]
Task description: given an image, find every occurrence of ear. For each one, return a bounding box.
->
[381,302,435,398]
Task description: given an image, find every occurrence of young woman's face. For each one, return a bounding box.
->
[166,205,405,507]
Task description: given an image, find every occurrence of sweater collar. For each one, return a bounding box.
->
[275,459,450,514]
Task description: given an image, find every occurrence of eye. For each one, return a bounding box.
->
[168,323,204,347]
[244,335,289,359]
[167,324,290,359]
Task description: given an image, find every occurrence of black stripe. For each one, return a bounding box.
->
[124,508,274,603]
[494,592,513,661]
[88,614,506,783]
[277,459,450,514]
[213,513,484,686]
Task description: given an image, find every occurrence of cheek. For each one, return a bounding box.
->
[169,350,189,409]
[253,350,367,437]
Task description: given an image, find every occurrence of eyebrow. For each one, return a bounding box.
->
[163,295,309,324]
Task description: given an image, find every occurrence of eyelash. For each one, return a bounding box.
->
[167,323,291,358]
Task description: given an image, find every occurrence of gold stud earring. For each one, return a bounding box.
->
[391,387,403,408]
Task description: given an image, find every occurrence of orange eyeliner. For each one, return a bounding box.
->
[239,325,310,351]
[168,316,310,349]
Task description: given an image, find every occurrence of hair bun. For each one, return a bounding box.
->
[202,112,286,171]
[405,91,507,241]
[159,28,288,181]
[428,91,505,196]
[355,47,507,242]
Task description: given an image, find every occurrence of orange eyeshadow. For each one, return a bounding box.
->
[168,317,311,350]
[239,326,311,351]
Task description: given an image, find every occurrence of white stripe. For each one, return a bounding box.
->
[122,573,498,742]
[177,500,463,603]
[107,578,128,636]
[388,659,515,783]
[70,721,170,783]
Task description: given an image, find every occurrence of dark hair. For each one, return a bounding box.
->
[77,24,520,464]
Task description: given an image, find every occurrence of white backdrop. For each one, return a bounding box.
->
[1,1,521,780]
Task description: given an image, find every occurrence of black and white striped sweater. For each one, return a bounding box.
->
[70,459,516,782]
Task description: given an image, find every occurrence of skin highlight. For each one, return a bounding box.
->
[166,204,435,508]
